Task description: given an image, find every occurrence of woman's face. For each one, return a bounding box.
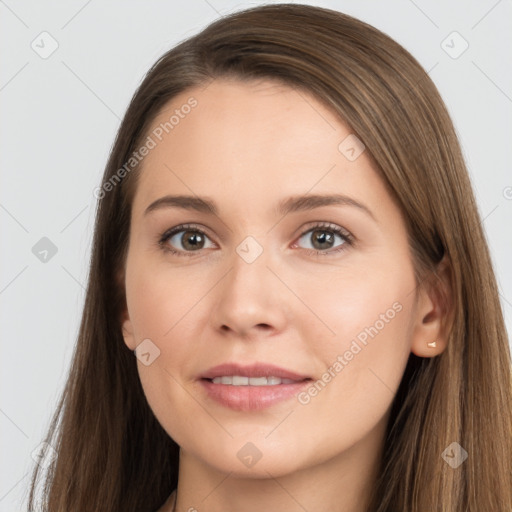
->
[121,78,422,478]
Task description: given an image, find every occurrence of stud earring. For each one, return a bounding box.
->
[427,341,437,348]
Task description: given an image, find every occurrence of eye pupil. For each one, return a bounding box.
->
[312,230,334,250]
[182,230,204,250]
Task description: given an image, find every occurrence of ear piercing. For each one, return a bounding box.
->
[427,341,437,348]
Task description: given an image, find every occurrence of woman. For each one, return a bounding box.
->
[27,3,512,511]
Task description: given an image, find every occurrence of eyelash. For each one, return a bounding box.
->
[157,222,355,258]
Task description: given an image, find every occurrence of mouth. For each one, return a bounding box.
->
[199,362,313,411]
[205,375,301,385]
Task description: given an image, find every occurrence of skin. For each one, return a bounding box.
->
[120,78,452,512]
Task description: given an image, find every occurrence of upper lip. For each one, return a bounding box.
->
[200,362,311,381]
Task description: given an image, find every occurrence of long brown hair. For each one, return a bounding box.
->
[27,4,512,511]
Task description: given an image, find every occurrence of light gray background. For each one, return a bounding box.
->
[1,1,511,510]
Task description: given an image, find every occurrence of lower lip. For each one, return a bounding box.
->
[199,378,311,411]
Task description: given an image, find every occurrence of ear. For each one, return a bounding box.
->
[410,254,454,358]
[121,309,136,351]
[116,264,136,351]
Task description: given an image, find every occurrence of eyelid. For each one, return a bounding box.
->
[296,220,353,239]
[158,223,217,254]
[158,221,355,256]
[291,221,355,255]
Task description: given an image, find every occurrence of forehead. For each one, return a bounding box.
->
[131,78,388,217]
[147,77,344,159]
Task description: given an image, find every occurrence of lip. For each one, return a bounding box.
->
[199,362,312,411]
[200,362,310,381]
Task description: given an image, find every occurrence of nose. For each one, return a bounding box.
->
[209,238,289,341]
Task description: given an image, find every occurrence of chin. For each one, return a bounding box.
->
[188,433,312,478]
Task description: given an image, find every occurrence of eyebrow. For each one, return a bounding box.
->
[144,193,376,221]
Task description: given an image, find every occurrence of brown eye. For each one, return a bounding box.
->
[159,225,215,255]
[307,229,336,251]
[295,223,354,256]
[178,230,206,251]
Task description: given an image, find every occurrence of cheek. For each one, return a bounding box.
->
[124,257,213,406]
[295,256,415,398]
[280,273,414,465]
[125,257,204,343]
[124,261,202,441]
[296,257,414,347]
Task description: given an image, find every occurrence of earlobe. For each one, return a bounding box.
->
[116,265,135,350]
[410,254,453,358]
[121,311,136,351]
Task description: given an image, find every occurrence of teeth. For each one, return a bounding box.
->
[211,376,299,386]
